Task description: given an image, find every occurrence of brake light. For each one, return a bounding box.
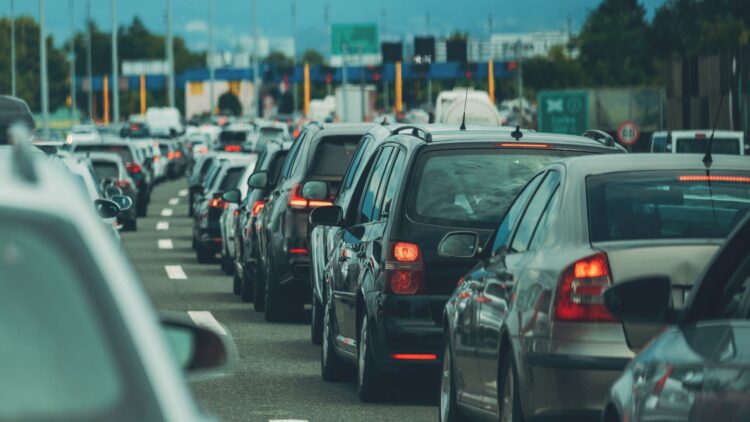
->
[175,151,182,158]
[390,354,437,361]
[252,200,265,216]
[678,175,750,183]
[126,162,142,174]
[496,143,550,149]
[694,133,707,139]
[385,241,425,295]
[393,242,420,262]
[224,145,241,152]
[554,252,616,322]
[153,155,159,163]
[167,151,175,160]
[209,198,228,209]
[114,179,131,189]
[289,248,309,254]
[288,184,333,210]
[233,209,240,217]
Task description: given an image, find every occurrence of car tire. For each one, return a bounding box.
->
[497,346,524,422]
[196,244,213,263]
[123,218,137,232]
[240,266,254,303]
[321,303,349,382]
[310,291,324,345]
[253,259,266,312]
[232,272,242,295]
[264,252,285,322]
[439,339,468,422]
[221,252,234,275]
[357,316,386,402]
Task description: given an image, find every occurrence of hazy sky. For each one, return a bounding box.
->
[6,0,667,53]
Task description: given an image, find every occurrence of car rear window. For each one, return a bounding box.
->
[587,171,750,242]
[308,135,360,178]
[75,145,133,163]
[260,127,284,137]
[220,131,248,144]
[219,167,246,191]
[409,148,581,229]
[91,161,119,180]
[675,137,741,155]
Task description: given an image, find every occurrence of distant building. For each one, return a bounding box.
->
[209,36,296,68]
[433,31,572,63]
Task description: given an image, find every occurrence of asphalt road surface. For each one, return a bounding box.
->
[122,178,438,422]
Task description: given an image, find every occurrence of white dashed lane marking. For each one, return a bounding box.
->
[188,311,227,335]
[178,189,188,197]
[164,265,187,280]
[160,208,173,217]
[156,221,170,231]
[168,198,179,205]
[158,239,174,250]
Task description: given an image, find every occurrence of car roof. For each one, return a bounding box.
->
[559,153,750,176]
[84,151,126,164]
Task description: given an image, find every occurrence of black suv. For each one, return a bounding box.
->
[309,125,625,401]
[249,123,373,322]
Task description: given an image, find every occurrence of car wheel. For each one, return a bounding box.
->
[440,339,468,422]
[240,268,254,303]
[498,347,524,422]
[221,251,234,275]
[196,244,213,263]
[310,291,324,345]
[264,252,285,322]
[253,259,266,311]
[232,272,242,295]
[321,302,349,382]
[357,316,386,402]
[123,218,137,232]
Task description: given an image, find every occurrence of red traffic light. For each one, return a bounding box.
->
[373,73,381,82]
[507,61,518,71]
[465,71,473,80]
[325,73,332,83]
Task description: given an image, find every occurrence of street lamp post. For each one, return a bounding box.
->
[39,0,50,139]
[112,0,120,124]
[166,0,175,108]
[10,0,16,97]
[208,0,215,116]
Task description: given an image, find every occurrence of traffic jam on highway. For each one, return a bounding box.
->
[4,1,750,422]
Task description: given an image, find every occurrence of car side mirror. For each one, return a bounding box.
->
[110,195,133,212]
[301,180,329,201]
[309,205,344,227]
[161,318,229,372]
[438,231,480,258]
[94,199,120,219]
[247,171,269,189]
[603,276,674,324]
[222,189,241,204]
[105,186,123,198]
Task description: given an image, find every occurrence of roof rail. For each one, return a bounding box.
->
[306,121,324,129]
[392,125,433,143]
[582,130,616,147]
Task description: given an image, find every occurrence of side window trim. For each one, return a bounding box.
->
[342,134,373,190]
[507,171,554,254]
[372,148,401,222]
[356,146,394,225]
[527,185,561,251]
[486,172,545,259]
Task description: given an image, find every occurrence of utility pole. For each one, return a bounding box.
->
[359,46,365,122]
[252,0,260,118]
[166,0,175,108]
[69,0,76,119]
[111,0,120,124]
[86,0,93,120]
[39,0,50,138]
[291,0,298,114]
[10,0,16,96]
[341,43,348,122]
[515,40,524,123]
[208,0,215,115]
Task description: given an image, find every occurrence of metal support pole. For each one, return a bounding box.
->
[86,0,93,120]
[252,0,260,118]
[69,0,76,120]
[39,0,50,138]
[111,0,120,123]
[341,43,348,122]
[359,46,365,122]
[11,0,16,97]
[166,0,175,108]
[395,61,402,113]
[303,62,310,116]
[208,0,215,116]
[291,0,298,113]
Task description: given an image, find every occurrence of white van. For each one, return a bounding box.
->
[651,130,747,155]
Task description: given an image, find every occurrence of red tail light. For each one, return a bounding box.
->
[554,252,617,322]
[167,151,175,160]
[390,353,437,361]
[153,155,159,163]
[114,179,131,189]
[233,209,240,217]
[224,145,241,152]
[678,175,750,183]
[288,184,333,210]
[289,248,309,254]
[126,162,142,173]
[385,241,425,295]
[652,365,673,396]
[496,143,550,149]
[209,198,228,209]
[251,200,265,216]
[175,151,182,158]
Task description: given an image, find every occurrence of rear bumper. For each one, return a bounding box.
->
[367,292,447,373]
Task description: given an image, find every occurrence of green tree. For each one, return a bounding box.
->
[578,0,651,86]
[301,49,325,66]
[264,51,294,67]
[523,45,588,94]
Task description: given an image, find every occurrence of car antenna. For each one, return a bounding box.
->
[511,125,523,141]
[702,89,726,168]
[459,84,470,131]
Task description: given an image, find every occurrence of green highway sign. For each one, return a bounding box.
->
[537,90,589,134]
[331,24,379,56]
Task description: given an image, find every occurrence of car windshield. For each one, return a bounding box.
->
[260,127,284,137]
[308,135,361,178]
[587,171,750,242]
[675,137,741,155]
[220,131,248,144]
[0,215,160,421]
[409,149,580,229]
[75,145,133,164]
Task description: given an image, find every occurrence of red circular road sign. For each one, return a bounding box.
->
[616,121,641,145]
